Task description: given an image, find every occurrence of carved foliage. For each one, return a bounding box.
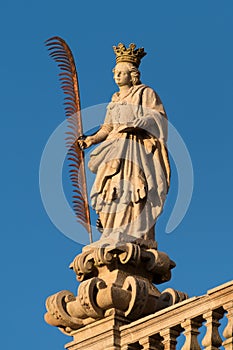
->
[45,244,181,335]
[118,243,141,265]
[78,278,104,319]
[45,290,83,333]
[70,244,175,285]
[71,251,95,281]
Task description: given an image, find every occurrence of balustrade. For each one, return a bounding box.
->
[120,281,233,350]
[65,280,233,349]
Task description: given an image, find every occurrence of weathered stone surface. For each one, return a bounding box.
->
[77,43,170,242]
[181,318,202,350]
[223,301,233,350]
[45,242,185,335]
[202,309,224,349]
[65,311,127,350]
[71,240,175,284]
[120,281,233,350]
[62,281,233,349]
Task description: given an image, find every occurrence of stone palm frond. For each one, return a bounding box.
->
[45,36,92,242]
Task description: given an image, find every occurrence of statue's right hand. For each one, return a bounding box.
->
[77,136,94,150]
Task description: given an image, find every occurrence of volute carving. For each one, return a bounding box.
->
[45,243,187,334]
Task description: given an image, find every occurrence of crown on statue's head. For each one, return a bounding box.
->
[113,43,147,68]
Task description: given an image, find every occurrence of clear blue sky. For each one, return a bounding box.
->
[1,1,233,349]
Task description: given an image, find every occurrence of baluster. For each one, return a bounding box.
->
[122,344,142,350]
[160,327,180,350]
[139,335,163,350]
[202,309,224,349]
[181,317,202,350]
[223,302,233,350]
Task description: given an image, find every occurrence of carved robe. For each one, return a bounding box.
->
[88,84,170,241]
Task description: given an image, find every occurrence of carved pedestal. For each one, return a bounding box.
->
[45,239,188,349]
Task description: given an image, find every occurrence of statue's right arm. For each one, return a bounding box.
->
[78,103,113,149]
[78,124,113,150]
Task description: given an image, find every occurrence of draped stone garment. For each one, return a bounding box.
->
[88,84,170,241]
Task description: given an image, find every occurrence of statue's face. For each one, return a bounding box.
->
[114,63,132,87]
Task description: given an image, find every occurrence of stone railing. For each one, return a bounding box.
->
[65,280,233,350]
[120,280,233,350]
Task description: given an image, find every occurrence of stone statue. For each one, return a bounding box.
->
[78,43,170,243]
[44,40,188,338]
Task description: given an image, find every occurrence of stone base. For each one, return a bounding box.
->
[44,240,188,336]
[65,310,128,350]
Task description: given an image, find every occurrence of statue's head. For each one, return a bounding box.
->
[113,62,141,86]
[112,43,146,87]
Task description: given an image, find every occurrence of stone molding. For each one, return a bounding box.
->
[44,242,187,335]
[63,281,233,349]
[71,241,175,284]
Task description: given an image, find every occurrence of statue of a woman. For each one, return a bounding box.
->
[78,43,170,243]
